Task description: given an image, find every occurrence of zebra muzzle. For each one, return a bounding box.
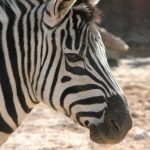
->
[89,113,132,144]
[89,95,132,144]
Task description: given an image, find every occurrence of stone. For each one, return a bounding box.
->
[135,129,147,140]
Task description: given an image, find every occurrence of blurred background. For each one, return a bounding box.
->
[101,0,150,57]
[1,1,150,150]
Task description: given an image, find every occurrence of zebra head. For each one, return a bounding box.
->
[41,0,132,144]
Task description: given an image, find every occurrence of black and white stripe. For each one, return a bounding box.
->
[0,0,124,145]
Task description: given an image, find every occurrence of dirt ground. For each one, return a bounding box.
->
[1,57,150,150]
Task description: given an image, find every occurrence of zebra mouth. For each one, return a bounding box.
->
[89,95,132,144]
[89,112,132,144]
[89,123,125,145]
[90,124,107,144]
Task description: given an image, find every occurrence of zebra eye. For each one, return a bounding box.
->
[65,53,84,63]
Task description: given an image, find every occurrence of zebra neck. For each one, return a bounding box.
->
[0,1,49,130]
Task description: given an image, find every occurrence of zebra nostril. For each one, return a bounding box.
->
[109,119,120,131]
[84,120,90,128]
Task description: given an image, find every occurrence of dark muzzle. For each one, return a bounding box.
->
[90,95,132,144]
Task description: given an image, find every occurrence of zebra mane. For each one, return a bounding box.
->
[0,0,7,6]
[0,0,102,24]
[0,0,11,9]
[74,0,102,24]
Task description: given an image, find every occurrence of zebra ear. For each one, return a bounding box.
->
[43,0,76,27]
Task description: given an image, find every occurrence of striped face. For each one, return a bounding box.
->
[0,0,132,145]
[43,11,122,126]
[42,0,132,144]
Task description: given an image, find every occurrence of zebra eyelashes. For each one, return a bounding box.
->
[65,53,84,63]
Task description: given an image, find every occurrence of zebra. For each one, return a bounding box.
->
[0,0,132,145]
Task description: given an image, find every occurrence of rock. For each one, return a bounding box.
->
[99,28,129,60]
[131,111,141,118]
[135,129,147,140]
[147,132,150,138]
[146,129,150,138]
[144,102,150,110]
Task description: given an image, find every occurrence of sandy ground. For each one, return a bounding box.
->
[1,57,150,150]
